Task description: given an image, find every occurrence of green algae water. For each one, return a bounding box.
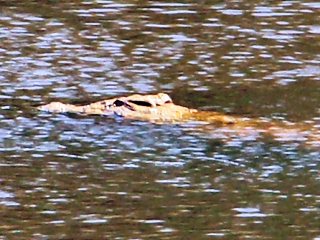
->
[1,1,320,239]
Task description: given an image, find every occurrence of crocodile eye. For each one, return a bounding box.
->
[128,100,152,107]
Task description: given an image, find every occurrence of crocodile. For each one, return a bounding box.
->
[38,92,236,124]
[38,92,320,148]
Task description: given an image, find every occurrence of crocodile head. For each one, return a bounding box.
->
[103,93,174,117]
[38,93,196,123]
[102,93,194,122]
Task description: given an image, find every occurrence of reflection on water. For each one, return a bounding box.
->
[1,0,320,239]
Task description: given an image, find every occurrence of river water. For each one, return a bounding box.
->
[1,1,320,239]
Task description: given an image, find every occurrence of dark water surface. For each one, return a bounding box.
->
[1,0,320,239]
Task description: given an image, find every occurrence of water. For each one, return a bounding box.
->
[1,1,320,239]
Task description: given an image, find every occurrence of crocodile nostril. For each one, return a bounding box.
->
[113,99,136,111]
[113,99,125,107]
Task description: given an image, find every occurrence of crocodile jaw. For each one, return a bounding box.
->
[37,102,69,113]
